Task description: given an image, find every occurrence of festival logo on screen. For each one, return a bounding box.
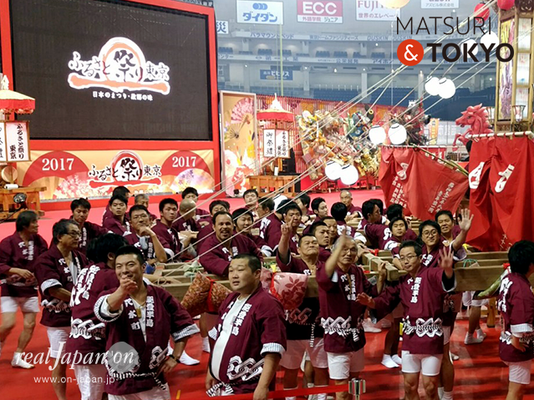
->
[88,151,162,188]
[67,37,170,99]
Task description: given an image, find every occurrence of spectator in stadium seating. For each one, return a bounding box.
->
[102,195,130,236]
[35,219,88,400]
[70,198,107,255]
[0,211,48,369]
[199,211,262,276]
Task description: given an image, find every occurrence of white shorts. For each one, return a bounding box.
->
[1,296,40,313]
[506,360,532,385]
[462,291,489,307]
[443,326,451,346]
[73,364,107,400]
[326,349,365,380]
[109,383,170,400]
[401,350,443,376]
[281,338,328,370]
[46,326,70,359]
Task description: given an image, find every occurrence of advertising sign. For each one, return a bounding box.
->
[297,0,343,23]
[356,1,398,21]
[421,0,459,9]
[260,70,293,80]
[237,1,284,24]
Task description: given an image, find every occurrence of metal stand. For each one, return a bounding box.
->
[349,378,366,400]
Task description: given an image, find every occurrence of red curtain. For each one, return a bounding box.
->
[467,137,534,250]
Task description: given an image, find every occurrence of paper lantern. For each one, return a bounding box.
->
[388,123,407,145]
[461,39,479,56]
[377,0,410,8]
[425,77,440,96]
[480,32,499,49]
[340,164,359,186]
[497,0,515,11]
[474,2,490,20]
[438,78,456,99]
[325,161,343,181]
[369,125,387,145]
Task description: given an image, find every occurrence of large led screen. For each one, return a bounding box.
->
[8,0,213,140]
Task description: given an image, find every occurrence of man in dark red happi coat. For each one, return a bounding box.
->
[95,246,199,400]
[206,254,286,398]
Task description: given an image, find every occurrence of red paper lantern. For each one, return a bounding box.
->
[497,0,515,10]
[474,2,490,20]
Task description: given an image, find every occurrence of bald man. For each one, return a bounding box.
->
[172,200,198,261]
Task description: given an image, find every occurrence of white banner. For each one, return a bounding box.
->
[356,1,398,21]
[0,123,6,162]
[264,129,276,157]
[421,0,459,9]
[275,130,290,158]
[5,121,30,162]
[237,1,284,25]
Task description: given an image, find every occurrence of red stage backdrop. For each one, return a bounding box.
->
[467,137,534,251]
[379,147,468,221]
[17,149,215,200]
[0,0,221,202]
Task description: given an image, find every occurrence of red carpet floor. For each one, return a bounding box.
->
[0,314,528,399]
[0,189,529,399]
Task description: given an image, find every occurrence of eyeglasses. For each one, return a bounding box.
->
[67,231,81,238]
[131,214,148,221]
[399,254,418,262]
[421,230,438,238]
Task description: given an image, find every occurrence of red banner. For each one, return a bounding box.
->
[468,137,534,250]
[379,147,468,221]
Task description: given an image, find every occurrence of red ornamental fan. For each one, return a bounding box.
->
[498,0,515,10]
